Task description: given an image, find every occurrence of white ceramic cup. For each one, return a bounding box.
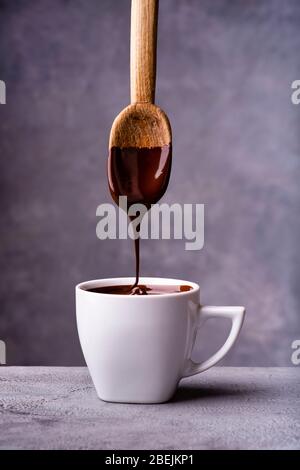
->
[76,277,245,404]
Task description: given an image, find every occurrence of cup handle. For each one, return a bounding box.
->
[182,305,245,377]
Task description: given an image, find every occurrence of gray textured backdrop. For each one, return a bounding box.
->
[0,0,299,366]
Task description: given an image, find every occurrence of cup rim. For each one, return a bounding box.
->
[76,277,199,299]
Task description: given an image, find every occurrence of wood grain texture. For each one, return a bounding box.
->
[109,103,171,148]
[109,0,172,149]
[130,0,158,104]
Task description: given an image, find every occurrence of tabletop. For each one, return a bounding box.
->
[0,367,298,450]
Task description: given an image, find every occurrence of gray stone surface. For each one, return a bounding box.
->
[0,367,299,450]
[0,1,300,366]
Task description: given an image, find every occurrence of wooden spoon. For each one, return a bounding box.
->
[108,0,172,208]
[107,0,172,292]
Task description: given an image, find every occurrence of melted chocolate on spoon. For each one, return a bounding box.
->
[108,144,172,293]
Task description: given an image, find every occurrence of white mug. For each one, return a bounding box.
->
[76,277,245,404]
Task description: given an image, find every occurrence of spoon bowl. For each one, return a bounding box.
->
[109,102,172,207]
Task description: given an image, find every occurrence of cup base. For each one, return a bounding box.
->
[97,391,175,405]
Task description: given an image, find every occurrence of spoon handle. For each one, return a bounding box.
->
[130,0,159,104]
